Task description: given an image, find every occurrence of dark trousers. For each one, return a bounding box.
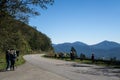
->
[10,60,15,70]
[6,60,10,70]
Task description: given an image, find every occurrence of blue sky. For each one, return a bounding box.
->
[29,0,120,45]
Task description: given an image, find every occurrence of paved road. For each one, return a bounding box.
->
[0,54,120,80]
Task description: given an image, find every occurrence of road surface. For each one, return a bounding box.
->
[0,54,120,80]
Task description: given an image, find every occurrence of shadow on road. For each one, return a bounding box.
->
[0,69,6,72]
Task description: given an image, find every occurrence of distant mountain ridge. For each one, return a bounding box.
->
[91,40,120,50]
[53,41,120,60]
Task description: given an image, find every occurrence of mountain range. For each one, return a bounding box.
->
[53,41,120,60]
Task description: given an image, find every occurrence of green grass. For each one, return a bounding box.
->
[15,54,25,66]
[0,54,6,70]
[0,54,25,70]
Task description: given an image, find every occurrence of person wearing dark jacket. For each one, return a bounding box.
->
[5,50,11,71]
[10,49,17,70]
[91,53,95,63]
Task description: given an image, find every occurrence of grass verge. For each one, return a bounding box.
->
[0,54,25,70]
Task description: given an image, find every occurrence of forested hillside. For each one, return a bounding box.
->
[0,0,54,54]
[0,17,53,54]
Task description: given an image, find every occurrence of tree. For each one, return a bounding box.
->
[80,53,86,61]
[0,0,54,23]
[70,47,77,60]
[71,47,76,52]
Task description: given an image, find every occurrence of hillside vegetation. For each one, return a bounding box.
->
[0,17,53,54]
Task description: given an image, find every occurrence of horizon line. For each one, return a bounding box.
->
[52,40,120,45]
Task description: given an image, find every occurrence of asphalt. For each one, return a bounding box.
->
[0,54,120,80]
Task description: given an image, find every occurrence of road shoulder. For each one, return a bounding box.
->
[0,60,69,80]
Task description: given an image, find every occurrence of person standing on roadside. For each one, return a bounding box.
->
[70,50,75,60]
[10,49,17,70]
[70,51,73,60]
[91,53,95,63]
[5,49,11,71]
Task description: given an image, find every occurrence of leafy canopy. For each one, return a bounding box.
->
[0,0,54,23]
